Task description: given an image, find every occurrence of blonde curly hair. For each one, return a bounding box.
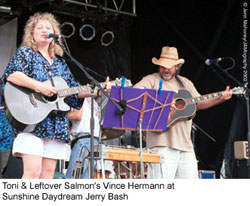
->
[21,12,63,58]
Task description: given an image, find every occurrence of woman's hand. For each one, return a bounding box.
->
[35,81,57,97]
[6,71,57,97]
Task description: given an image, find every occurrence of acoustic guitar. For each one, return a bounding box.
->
[167,87,245,127]
[3,76,131,130]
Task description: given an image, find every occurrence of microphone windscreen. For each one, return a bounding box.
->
[205,59,210,65]
[46,33,53,38]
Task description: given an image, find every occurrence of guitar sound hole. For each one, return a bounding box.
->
[174,98,185,110]
[43,94,58,103]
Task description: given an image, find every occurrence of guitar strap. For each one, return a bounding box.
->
[48,74,60,111]
[176,75,185,88]
[175,64,185,88]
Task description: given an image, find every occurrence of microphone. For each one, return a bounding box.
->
[205,58,225,65]
[46,33,63,39]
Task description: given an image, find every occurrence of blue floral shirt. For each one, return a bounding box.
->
[1,46,83,143]
[0,96,13,150]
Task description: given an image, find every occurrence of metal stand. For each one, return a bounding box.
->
[89,88,95,178]
[103,86,174,179]
[192,122,216,143]
[245,92,250,159]
[209,61,250,177]
[192,122,216,167]
[54,38,124,178]
[138,119,144,178]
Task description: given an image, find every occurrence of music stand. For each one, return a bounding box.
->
[103,86,174,178]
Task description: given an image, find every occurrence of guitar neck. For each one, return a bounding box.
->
[57,82,107,97]
[187,91,223,104]
[57,85,90,97]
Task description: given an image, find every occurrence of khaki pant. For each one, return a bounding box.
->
[147,147,198,179]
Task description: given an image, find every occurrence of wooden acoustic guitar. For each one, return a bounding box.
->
[167,87,245,127]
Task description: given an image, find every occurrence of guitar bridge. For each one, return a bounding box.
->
[29,93,38,107]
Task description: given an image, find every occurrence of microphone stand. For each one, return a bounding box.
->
[192,122,216,143]
[210,61,250,177]
[192,122,217,175]
[63,56,106,80]
[54,38,124,178]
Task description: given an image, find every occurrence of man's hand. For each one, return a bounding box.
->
[221,86,232,101]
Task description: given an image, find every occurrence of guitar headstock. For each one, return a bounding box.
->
[114,77,133,87]
[94,77,132,94]
[231,87,245,96]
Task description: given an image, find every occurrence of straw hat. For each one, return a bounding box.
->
[152,46,185,68]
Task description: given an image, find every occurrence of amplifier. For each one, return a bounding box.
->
[234,141,249,160]
[236,159,249,178]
